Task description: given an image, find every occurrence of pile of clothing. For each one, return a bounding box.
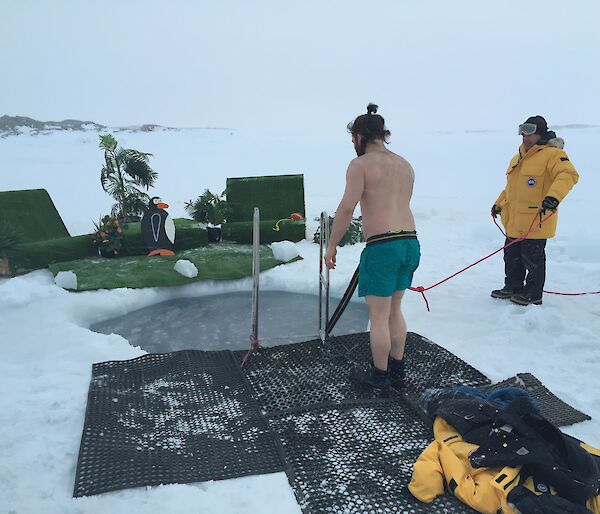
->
[409,386,600,513]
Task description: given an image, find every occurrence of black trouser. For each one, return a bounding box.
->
[504,238,547,299]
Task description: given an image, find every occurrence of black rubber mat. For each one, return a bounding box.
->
[239,332,491,413]
[74,331,590,510]
[484,373,591,427]
[272,399,476,513]
[73,350,283,497]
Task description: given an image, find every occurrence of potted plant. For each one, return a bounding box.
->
[313,215,365,246]
[0,221,19,276]
[93,215,125,258]
[99,134,158,222]
[185,189,231,242]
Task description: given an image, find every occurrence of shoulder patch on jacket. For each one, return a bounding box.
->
[560,157,569,161]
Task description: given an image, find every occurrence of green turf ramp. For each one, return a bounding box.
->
[223,174,306,243]
[0,188,70,243]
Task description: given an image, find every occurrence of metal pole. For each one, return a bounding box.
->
[324,214,330,335]
[251,207,260,344]
[318,211,330,342]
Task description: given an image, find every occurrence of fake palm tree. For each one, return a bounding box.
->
[185,189,231,226]
[99,134,158,220]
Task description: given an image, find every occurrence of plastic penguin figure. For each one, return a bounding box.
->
[141,197,176,256]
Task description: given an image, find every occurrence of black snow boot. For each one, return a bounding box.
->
[510,292,542,306]
[350,363,390,397]
[389,356,405,390]
[491,286,522,299]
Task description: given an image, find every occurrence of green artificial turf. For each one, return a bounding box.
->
[222,174,306,243]
[8,218,208,275]
[226,174,305,221]
[0,189,70,243]
[222,220,305,244]
[49,243,301,291]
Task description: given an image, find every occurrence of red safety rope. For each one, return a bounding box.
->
[240,334,260,368]
[409,210,558,310]
[543,289,600,296]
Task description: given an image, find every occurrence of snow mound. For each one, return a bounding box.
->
[54,271,77,290]
[174,259,198,278]
[0,272,65,308]
[270,241,301,262]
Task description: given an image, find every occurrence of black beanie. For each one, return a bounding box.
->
[524,115,548,135]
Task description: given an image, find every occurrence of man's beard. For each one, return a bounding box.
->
[354,138,367,157]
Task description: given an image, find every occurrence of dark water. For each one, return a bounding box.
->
[91,290,369,352]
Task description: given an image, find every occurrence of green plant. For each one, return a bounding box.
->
[185,189,231,226]
[93,215,126,257]
[99,134,158,220]
[313,215,365,246]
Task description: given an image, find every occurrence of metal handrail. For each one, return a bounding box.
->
[251,207,260,344]
[318,211,330,343]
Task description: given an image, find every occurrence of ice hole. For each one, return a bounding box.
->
[91,291,369,352]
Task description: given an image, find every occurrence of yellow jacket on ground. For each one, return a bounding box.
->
[495,139,579,239]
[409,417,521,513]
[409,417,600,513]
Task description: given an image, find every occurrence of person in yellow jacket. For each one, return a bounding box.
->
[491,115,579,306]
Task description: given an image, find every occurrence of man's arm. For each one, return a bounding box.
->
[494,156,518,213]
[324,160,364,269]
[546,150,579,203]
[494,189,507,208]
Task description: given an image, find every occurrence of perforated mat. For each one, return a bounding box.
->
[272,399,476,513]
[484,372,591,427]
[239,332,491,413]
[73,350,283,497]
[74,331,590,510]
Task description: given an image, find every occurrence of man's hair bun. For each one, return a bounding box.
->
[347,102,390,144]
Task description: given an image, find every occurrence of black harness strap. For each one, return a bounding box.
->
[325,267,359,337]
[325,231,417,337]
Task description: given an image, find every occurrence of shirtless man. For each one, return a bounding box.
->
[324,104,420,394]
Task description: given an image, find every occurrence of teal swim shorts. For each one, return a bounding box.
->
[358,234,421,297]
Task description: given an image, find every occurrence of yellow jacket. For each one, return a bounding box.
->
[409,417,600,514]
[409,417,521,513]
[495,139,579,239]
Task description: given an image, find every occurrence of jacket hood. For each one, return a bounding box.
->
[547,137,565,149]
[539,130,565,149]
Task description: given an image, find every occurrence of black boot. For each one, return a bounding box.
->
[389,356,405,390]
[350,363,390,397]
[491,285,523,299]
[510,292,542,306]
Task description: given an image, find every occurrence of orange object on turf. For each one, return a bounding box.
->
[147,249,175,256]
[274,212,305,231]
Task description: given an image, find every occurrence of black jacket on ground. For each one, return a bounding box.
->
[427,393,600,510]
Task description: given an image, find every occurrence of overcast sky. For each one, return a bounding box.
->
[2,0,599,134]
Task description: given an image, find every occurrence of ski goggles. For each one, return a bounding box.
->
[518,123,537,135]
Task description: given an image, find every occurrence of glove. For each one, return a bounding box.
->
[491,204,502,218]
[541,196,559,213]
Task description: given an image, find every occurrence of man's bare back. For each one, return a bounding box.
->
[324,140,416,261]
[354,147,416,239]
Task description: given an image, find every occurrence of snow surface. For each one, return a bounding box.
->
[1,126,599,513]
